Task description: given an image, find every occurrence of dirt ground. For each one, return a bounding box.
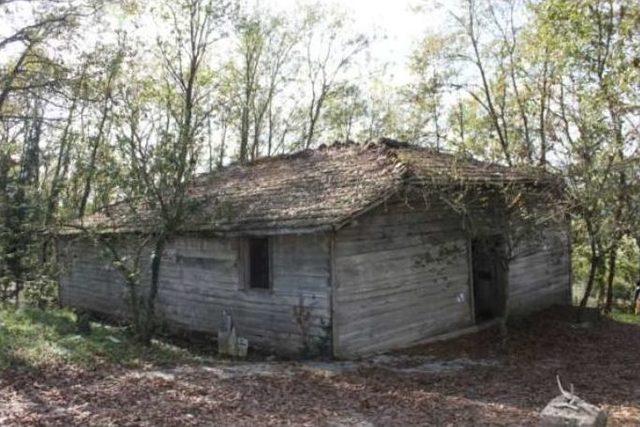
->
[1,306,639,426]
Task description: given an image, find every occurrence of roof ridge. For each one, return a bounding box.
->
[196,138,468,181]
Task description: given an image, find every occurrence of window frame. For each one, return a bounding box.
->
[241,236,273,291]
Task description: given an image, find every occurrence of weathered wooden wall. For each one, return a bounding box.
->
[58,201,571,359]
[59,233,331,355]
[58,237,149,319]
[508,227,571,314]
[332,198,572,358]
[333,199,474,358]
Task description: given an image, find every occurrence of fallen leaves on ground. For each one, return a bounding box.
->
[1,306,639,426]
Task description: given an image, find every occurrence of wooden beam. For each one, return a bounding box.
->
[466,237,476,324]
[329,231,339,358]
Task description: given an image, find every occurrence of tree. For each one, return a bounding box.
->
[400,32,454,150]
[0,0,106,304]
[299,6,368,148]
[231,8,297,163]
[324,83,366,142]
[98,0,231,342]
[76,45,124,219]
[0,0,85,117]
[451,0,515,165]
[533,0,640,316]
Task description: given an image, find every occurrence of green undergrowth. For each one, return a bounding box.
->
[0,306,211,370]
[609,308,640,325]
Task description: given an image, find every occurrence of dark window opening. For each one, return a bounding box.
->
[248,238,270,289]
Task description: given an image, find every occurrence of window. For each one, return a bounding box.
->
[245,237,271,290]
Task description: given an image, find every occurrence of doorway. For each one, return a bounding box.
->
[471,236,506,323]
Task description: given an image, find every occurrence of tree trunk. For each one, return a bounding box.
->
[141,235,166,344]
[578,248,600,322]
[305,86,327,149]
[239,106,249,163]
[218,121,227,169]
[538,55,550,166]
[6,107,42,303]
[125,275,142,335]
[604,246,617,314]
[636,236,640,284]
[77,137,100,219]
[466,4,512,166]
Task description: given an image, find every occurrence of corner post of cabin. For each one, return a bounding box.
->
[465,236,475,324]
[328,229,339,358]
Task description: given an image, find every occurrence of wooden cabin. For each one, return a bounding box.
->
[58,140,571,358]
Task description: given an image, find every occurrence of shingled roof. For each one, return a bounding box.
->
[73,139,557,235]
